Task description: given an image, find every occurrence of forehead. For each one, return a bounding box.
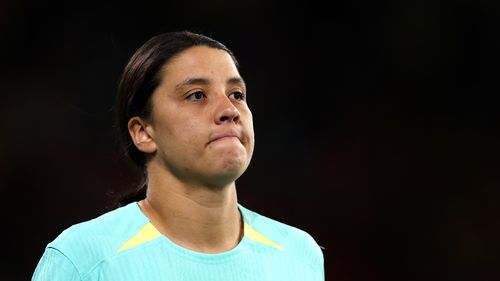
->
[160,46,240,85]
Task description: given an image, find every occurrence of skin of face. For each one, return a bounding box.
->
[141,46,254,189]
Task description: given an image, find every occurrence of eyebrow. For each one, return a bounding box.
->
[174,77,246,93]
[228,77,246,88]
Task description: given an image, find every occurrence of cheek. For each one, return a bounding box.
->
[169,115,206,146]
[248,122,255,144]
[242,112,255,155]
[244,110,254,138]
[152,112,184,149]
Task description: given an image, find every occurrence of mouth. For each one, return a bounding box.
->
[213,136,239,142]
[208,132,243,146]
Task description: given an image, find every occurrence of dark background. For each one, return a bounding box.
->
[1,0,499,280]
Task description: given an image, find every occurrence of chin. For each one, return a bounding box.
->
[223,155,246,169]
[206,159,248,188]
[215,147,249,172]
[203,147,252,187]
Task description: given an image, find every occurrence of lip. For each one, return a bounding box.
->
[208,131,243,145]
[214,136,239,142]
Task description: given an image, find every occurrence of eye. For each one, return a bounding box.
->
[186,91,206,101]
[229,91,244,101]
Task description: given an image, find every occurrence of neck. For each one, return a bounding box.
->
[139,161,243,254]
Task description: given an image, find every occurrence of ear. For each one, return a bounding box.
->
[128,117,157,154]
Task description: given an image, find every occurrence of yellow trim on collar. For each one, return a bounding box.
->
[116,221,285,253]
[117,223,161,253]
[244,223,285,251]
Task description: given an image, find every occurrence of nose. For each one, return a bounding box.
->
[215,97,240,125]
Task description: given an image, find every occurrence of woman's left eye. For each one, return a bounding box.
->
[186,91,206,101]
[229,91,244,101]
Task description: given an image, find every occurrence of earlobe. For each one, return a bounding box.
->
[128,117,157,153]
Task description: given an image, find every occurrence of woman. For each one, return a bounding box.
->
[32,30,324,281]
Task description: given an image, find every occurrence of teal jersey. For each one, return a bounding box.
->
[33,202,324,281]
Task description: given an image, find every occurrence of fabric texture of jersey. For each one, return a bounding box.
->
[32,202,324,281]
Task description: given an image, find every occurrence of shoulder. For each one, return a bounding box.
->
[44,203,147,277]
[239,204,324,273]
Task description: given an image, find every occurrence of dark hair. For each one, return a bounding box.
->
[115,31,239,207]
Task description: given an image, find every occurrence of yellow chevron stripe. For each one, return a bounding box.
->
[117,222,161,253]
[117,221,285,253]
[244,223,285,251]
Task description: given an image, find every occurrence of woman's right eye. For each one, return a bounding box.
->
[186,91,206,101]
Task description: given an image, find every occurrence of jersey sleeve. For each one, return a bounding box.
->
[32,247,82,281]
